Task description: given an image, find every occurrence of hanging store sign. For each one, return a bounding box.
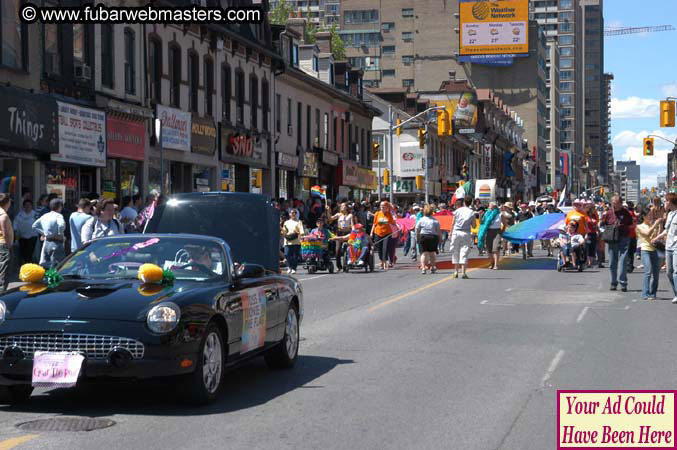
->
[191,114,216,156]
[0,86,58,154]
[157,105,190,152]
[52,102,106,167]
[483,143,492,179]
[302,152,319,178]
[106,116,145,161]
[322,150,339,166]
[339,159,358,187]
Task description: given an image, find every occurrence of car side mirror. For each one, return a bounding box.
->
[233,263,266,282]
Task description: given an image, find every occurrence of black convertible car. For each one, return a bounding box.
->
[0,194,303,405]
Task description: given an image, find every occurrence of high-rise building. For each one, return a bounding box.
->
[269,0,340,27]
[601,73,614,184]
[616,161,640,203]
[583,0,604,188]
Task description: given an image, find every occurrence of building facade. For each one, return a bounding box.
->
[616,161,640,203]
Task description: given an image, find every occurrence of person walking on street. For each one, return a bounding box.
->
[282,209,304,274]
[652,193,677,302]
[0,194,13,290]
[81,199,124,243]
[501,202,516,255]
[371,201,396,271]
[637,209,663,300]
[68,198,91,252]
[451,197,476,278]
[119,196,138,233]
[13,199,39,265]
[416,205,442,274]
[602,195,633,292]
[626,201,638,273]
[517,202,534,259]
[32,198,66,269]
[478,202,502,270]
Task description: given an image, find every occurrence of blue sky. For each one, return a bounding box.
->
[605,0,677,188]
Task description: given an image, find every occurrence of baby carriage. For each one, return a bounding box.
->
[301,235,334,274]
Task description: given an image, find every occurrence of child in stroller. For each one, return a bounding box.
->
[334,223,374,272]
[302,217,335,274]
[558,220,586,272]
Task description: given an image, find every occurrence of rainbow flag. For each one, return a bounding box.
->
[310,185,326,199]
[0,176,15,194]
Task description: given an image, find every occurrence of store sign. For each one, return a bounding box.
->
[191,115,216,155]
[322,150,339,166]
[341,159,358,186]
[277,152,299,169]
[383,179,419,194]
[399,143,425,177]
[52,102,106,167]
[0,87,58,154]
[107,116,144,161]
[229,134,253,157]
[483,143,492,179]
[157,105,190,152]
[302,152,319,178]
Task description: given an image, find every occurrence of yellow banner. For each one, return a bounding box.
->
[460,0,529,55]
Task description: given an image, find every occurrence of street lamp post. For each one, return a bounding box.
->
[154,118,163,196]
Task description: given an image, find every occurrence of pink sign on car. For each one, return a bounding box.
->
[32,352,84,388]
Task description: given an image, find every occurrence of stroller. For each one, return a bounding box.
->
[301,235,334,274]
[341,235,375,273]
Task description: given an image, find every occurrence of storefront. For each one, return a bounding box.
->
[299,150,319,200]
[103,114,145,202]
[277,151,299,200]
[0,85,58,208]
[320,149,339,200]
[356,168,378,201]
[48,101,106,209]
[191,114,217,192]
[154,105,191,194]
[337,158,359,200]
[219,124,269,193]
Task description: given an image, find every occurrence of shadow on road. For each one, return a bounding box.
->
[0,354,353,417]
[493,258,557,270]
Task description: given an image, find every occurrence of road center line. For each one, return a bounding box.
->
[541,349,565,387]
[0,435,39,450]
[298,275,328,282]
[576,306,589,323]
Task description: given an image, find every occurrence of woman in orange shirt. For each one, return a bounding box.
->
[370,201,396,270]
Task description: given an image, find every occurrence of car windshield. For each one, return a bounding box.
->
[58,237,227,281]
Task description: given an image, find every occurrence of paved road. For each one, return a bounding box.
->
[1,249,676,450]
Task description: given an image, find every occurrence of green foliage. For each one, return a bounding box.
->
[305,21,317,44]
[330,24,345,61]
[269,0,293,25]
[44,269,63,288]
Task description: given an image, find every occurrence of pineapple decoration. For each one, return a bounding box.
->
[18,263,63,291]
[137,263,175,296]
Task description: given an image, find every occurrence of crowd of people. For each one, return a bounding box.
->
[0,190,160,289]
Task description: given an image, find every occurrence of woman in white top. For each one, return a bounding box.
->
[330,202,356,269]
[282,209,305,274]
[415,205,442,274]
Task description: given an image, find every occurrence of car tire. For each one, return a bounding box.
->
[328,262,334,274]
[264,304,299,370]
[179,322,225,405]
[0,385,33,404]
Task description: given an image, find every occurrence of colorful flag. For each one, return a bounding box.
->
[310,185,326,199]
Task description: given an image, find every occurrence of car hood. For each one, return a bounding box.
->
[0,279,210,321]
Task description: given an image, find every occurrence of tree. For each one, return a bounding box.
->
[305,22,317,44]
[330,25,345,61]
[269,0,293,25]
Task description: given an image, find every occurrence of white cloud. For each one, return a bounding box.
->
[613,129,677,188]
[662,83,677,98]
[610,97,659,119]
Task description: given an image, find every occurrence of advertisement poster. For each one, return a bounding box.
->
[433,93,479,133]
[475,178,496,201]
[52,101,106,167]
[459,0,529,56]
[157,105,191,152]
[399,142,425,177]
[45,183,66,200]
[241,287,267,353]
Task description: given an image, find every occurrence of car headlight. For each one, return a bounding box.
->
[146,303,181,333]
[0,300,5,324]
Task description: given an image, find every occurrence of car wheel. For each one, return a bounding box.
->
[0,385,33,404]
[264,304,299,370]
[328,262,334,274]
[179,322,225,405]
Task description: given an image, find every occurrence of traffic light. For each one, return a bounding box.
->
[415,175,424,190]
[418,128,426,149]
[437,109,450,136]
[372,142,380,160]
[253,170,262,188]
[661,100,676,127]
[395,118,402,137]
[600,186,605,196]
[643,137,655,156]
[382,169,390,187]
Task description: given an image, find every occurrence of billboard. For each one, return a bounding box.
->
[433,92,479,134]
[460,0,529,56]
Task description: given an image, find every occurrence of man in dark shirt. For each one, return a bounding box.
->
[602,195,633,291]
[517,202,534,259]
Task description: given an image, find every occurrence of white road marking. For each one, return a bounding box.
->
[541,349,565,387]
[591,305,630,311]
[299,275,328,282]
[480,300,488,304]
[576,306,589,323]
[505,288,512,292]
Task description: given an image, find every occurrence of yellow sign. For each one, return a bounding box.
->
[433,92,479,132]
[460,0,529,56]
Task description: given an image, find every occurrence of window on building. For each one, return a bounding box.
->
[329,62,334,84]
[43,11,60,75]
[287,98,292,133]
[344,9,378,24]
[402,79,414,88]
[262,79,269,132]
[559,0,573,8]
[222,64,231,122]
[306,105,311,148]
[559,23,572,32]
[381,22,395,32]
[102,24,115,88]
[560,94,573,106]
[315,108,321,145]
[402,55,414,65]
[124,28,136,94]
[559,11,573,22]
[559,81,573,92]
[341,118,345,153]
[559,58,573,69]
[383,69,395,77]
[292,44,299,66]
[188,52,199,112]
[333,115,337,151]
[168,44,181,107]
[312,55,318,72]
[275,93,281,133]
[402,32,413,42]
[559,35,574,45]
[1,0,27,69]
[297,102,302,146]
[204,58,214,116]
[250,74,258,129]
[560,70,573,80]
[561,107,573,118]
[341,32,380,48]
[560,47,573,57]
[561,119,573,130]
[235,69,245,124]
[382,45,396,55]
[402,8,414,18]
[73,23,86,64]
[323,112,329,149]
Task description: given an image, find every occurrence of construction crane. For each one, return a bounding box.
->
[604,25,675,36]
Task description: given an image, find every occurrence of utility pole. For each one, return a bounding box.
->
[388,105,394,204]
[424,123,429,204]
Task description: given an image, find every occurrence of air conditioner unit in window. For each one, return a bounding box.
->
[74,61,91,81]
